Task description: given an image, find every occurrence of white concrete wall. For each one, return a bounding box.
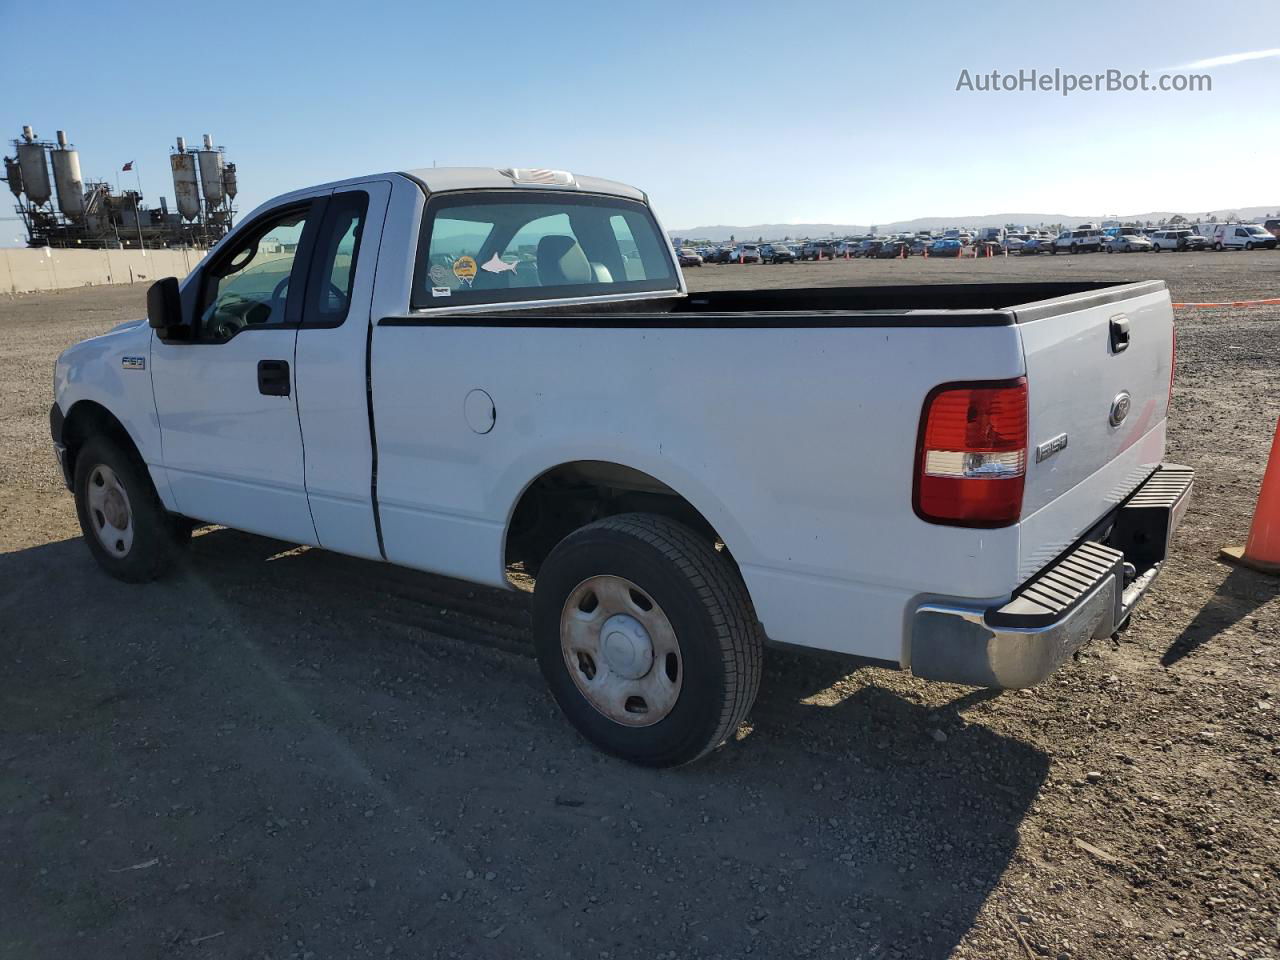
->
[0,247,208,295]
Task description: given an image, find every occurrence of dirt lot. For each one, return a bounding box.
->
[2,251,1278,960]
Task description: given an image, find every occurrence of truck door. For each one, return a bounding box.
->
[150,195,327,543]
[292,181,392,560]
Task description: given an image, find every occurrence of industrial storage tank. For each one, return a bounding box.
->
[4,156,22,197]
[196,134,224,205]
[50,131,85,221]
[222,162,237,199]
[16,125,51,205]
[170,136,201,221]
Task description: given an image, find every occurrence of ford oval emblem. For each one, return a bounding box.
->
[1109,391,1132,427]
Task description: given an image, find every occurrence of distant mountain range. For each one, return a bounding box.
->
[670,206,1280,241]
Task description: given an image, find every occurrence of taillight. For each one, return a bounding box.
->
[1168,322,1177,411]
[914,378,1028,527]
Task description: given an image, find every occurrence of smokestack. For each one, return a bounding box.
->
[56,130,68,148]
[176,136,186,153]
[21,125,34,142]
[202,134,213,149]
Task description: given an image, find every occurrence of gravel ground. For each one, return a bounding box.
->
[1,251,1278,960]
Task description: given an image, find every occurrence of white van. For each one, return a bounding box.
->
[1212,223,1278,251]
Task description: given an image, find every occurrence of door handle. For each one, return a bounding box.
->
[257,359,291,397]
[1109,315,1130,354]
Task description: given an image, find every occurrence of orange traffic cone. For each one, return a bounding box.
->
[1221,417,1280,575]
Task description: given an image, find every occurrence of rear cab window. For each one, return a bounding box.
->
[412,191,678,309]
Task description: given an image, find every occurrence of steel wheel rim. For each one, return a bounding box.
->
[560,575,683,727]
[86,464,133,558]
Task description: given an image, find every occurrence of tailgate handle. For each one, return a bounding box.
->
[1109,315,1130,354]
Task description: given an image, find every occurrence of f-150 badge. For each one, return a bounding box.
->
[121,356,145,371]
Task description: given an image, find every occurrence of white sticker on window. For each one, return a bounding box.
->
[480,252,519,275]
[429,264,450,286]
[431,286,452,298]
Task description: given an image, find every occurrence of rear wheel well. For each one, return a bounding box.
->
[505,461,733,579]
[62,401,143,480]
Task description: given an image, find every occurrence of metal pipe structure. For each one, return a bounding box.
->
[8,124,238,249]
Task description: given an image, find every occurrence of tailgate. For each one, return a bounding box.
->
[1013,282,1175,581]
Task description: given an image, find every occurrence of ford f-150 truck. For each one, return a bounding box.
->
[51,166,1192,766]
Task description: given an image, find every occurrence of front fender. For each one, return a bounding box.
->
[55,320,173,507]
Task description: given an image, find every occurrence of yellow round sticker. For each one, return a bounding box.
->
[453,255,478,285]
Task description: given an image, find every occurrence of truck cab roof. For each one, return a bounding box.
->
[402,167,646,202]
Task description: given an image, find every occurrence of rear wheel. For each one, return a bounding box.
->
[1246,241,1255,251]
[74,434,190,582]
[533,514,763,767]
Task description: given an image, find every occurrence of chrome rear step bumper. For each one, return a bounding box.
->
[910,464,1193,689]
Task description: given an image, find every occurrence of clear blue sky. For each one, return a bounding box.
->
[3,0,1277,239]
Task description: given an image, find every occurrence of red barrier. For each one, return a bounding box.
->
[1172,298,1280,308]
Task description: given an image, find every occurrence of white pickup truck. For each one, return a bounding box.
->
[51,166,1192,766]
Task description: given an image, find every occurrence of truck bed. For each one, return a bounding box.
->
[375,277,1175,664]
[383,280,1166,325]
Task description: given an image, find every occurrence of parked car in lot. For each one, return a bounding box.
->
[728,243,762,263]
[1150,229,1206,252]
[876,239,911,258]
[1264,218,1280,240]
[677,247,703,267]
[1018,235,1051,255]
[909,237,932,256]
[801,240,835,260]
[1004,233,1031,253]
[51,165,1191,767]
[1213,223,1278,251]
[704,246,733,264]
[1052,228,1104,254]
[1102,229,1154,253]
[760,243,797,264]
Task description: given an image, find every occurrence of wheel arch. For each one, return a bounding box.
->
[62,399,145,481]
[502,459,748,582]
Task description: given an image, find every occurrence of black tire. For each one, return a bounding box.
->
[74,433,190,583]
[1246,241,1254,251]
[533,514,763,767]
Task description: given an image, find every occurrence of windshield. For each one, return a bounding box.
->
[413,192,677,308]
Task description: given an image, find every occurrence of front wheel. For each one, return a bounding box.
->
[1246,242,1255,251]
[533,514,763,767]
[74,434,190,582]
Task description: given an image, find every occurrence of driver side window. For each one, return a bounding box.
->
[199,206,310,343]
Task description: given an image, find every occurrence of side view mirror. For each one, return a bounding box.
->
[147,276,183,332]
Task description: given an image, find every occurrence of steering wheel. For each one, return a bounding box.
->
[267,275,350,319]
[270,275,291,316]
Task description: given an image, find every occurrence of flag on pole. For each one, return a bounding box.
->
[122,161,134,171]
